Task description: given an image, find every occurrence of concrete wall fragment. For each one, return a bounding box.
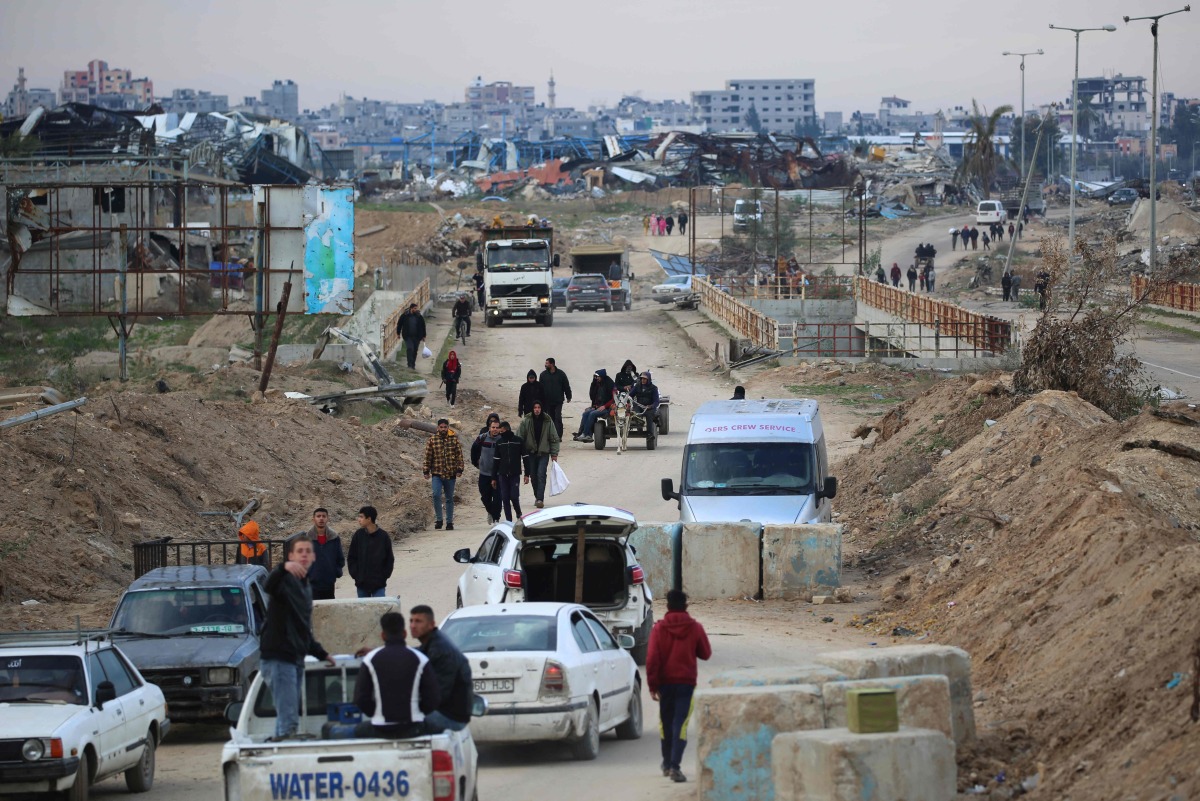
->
[680,522,760,600]
[821,675,953,739]
[627,522,680,599]
[709,664,846,689]
[761,524,842,598]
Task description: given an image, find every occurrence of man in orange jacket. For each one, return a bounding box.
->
[646,590,712,783]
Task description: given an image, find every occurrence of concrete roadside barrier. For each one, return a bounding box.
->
[773,727,956,801]
[821,675,953,739]
[709,664,846,689]
[627,522,681,598]
[761,524,842,598]
[694,684,825,801]
[680,522,760,600]
[312,597,403,656]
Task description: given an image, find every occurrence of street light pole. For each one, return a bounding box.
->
[1002,49,1044,182]
[1124,6,1191,275]
[1049,23,1117,255]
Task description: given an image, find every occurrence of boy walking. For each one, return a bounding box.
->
[647,590,712,783]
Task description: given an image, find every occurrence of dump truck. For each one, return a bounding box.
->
[477,226,559,327]
[569,244,632,311]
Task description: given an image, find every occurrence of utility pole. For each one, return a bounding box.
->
[1002,49,1044,182]
[1049,23,1116,255]
[1124,5,1191,275]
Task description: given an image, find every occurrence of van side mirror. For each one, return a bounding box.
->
[471,694,489,718]
[817,477,838,500]
[95,681,116,708]
[453,548,473,564]
[661,478,679,502]
[552,254,560,267]
[225,701,244,725]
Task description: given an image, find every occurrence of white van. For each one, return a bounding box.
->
[975,200,1007,226]
[660,399,837,525]
[732,199,763,231]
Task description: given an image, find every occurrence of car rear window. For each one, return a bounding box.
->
[571,276,605,288]
[442,615,558,652]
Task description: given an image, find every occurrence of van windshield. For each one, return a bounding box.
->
[682,442,815,495]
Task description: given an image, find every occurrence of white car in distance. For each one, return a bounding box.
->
[440,602,642,759]
[651,274,693,303]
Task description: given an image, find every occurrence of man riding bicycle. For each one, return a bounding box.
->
[452,294,472,339]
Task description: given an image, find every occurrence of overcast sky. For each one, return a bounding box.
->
[3,0,1198,120]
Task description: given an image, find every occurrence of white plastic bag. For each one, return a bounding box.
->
[548,461,570,496]
[421,344,433,359]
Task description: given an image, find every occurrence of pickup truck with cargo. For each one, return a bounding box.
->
[477,226,559,327]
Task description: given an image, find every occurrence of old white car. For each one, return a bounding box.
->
[0,631,169,800]
[440,602,642,760]
[452,504,654,663]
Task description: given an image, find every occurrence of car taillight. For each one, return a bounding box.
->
[503,569,523,589]
[49,739,63,759]
[629,565,645,585]
[432,750,455,801]
[540,659,566,697]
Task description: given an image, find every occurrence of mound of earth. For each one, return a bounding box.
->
[838,375,1200,799]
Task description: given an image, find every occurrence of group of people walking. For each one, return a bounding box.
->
[644,212,687,236]
[950,220,1024,253]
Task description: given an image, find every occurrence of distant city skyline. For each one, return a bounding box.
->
[2,0,1198,120]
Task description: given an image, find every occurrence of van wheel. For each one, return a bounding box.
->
[593,420,607,450]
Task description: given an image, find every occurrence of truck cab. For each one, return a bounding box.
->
[478,226,559,327]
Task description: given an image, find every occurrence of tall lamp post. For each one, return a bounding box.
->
[1049,23,1117,254]
[1124,6,1191,275]
[1002,49,1044,182]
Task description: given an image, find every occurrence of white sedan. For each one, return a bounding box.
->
[440,602,642,760]
[651,274,693,303]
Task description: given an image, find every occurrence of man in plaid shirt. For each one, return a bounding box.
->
[423,418,465,530]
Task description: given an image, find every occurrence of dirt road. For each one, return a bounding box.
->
[120,300,878,801]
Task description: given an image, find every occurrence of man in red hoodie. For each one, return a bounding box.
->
[646,590,712,783]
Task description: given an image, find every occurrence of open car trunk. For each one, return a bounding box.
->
[518,539,629,611]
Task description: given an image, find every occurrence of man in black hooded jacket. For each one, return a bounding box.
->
[573,369,615,443]
[517,370,543,418]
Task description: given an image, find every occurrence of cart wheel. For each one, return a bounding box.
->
[593,419,607,450]
[657,406,670,435]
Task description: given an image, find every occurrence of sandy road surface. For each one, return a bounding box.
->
[122,299,878,801]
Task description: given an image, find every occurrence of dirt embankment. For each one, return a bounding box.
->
[838,375,1200,799]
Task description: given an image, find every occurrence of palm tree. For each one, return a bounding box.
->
[957,100,1014,198]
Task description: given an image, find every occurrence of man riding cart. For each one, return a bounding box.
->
[593,371,671,452]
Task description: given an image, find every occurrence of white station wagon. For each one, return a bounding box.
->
[440,602,642,760]
[0,631,169,800]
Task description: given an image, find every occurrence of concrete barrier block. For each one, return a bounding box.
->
[772,727,956,801]
[312,597,403,657]
[710,665,846,689]
[822,675,953,739]
[681,522,761,600]
[627,522,680,599]
[695,684,825,801]
[814,645,975,745]
[762,524,842,598]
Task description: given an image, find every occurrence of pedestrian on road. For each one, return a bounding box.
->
[889,262,901,287]
[970,227,979,251]
[1034,270,1050,310]
[305,507,344,601]
[452,294,472,339]
[982,231,991,251]
[950,227,959,250]
[473,270,485,310]
[649,214,658,236]
[493,421,525,521]
[642,215,651,235]
[262,534,334,740]
[960,224,971,250]
[539,358,572,438]
[995,223,1004,243]
[347,506,394,598]
[441,350,461,407]
[660,215,669,235]
[236,520,268,567]
[875,265,887,284]
[1008,222,1016,240]
[342,613,439,740]
[1001,272,1013,302]
[647,590,712,784]
[470,419,503,525]
[918,264,926,292]
[678,211,688,235]
[924,264,936,293]
[424,419,464,531]
[409,606,473,734]
[517,401,560,509]
[1011,272,1022,301]
[665,215,675,235]
[396,303,427,370]
[517,369,544,418]
[573,369,616,442]
[1018,220,1024,239]
[907,264,918,292]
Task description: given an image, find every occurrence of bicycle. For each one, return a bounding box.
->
[454,315,470,346]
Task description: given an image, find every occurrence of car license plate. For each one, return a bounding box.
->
[474,678,514,693]
[511,311,527,317]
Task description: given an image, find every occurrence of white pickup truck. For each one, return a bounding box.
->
[221,659,480,801]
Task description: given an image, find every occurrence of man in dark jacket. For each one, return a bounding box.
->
[470,419,503,524]
[305,507,344,601]
[631,371,661,438]
[396,303,427,369]
[347,505,394,598]
[573,369,615,443]
[409,605,472,733]
[261,534,334,739]
[493,421,525,521]
[452,294,472,338]
[351,613,439,739]
[517,370,543,418]
[678,210,688,235]
[517,401,560,509]
[538,357,572,437]
[614,359,639,394]
[647,590,712,784]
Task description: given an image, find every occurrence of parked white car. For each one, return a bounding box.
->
[0,632,169,800]
[651,275,693,303]
[440,602,642,759]
[452,503,654,663]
